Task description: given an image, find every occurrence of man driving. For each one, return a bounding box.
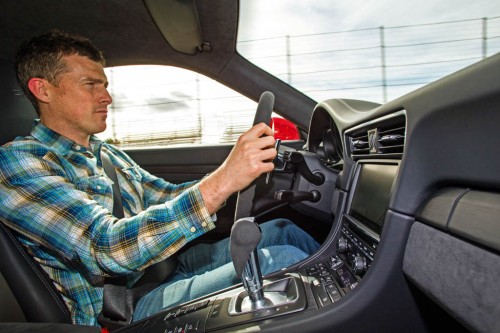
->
[0,30,319,326]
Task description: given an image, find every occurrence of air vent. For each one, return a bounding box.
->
[345,111,406,160]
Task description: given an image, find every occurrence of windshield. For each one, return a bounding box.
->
[237,0,500,104]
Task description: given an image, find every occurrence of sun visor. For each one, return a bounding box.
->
[144,0,208,55]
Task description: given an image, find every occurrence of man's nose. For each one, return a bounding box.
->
[101,87,113,105]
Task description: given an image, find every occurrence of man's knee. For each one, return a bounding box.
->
[260,218,296,232]
[257,245,308,273]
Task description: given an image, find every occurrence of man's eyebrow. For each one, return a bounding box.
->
[82,77,109,87]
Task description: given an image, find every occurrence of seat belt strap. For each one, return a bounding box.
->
[98,151,132,331]
[101,152,125,219]
[98,150,177,331]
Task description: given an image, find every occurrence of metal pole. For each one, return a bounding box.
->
[196,74,202,143]
[379,26,387,103]
[286,35,292,85]
[482,17,488,59]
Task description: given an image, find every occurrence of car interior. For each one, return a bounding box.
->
[1,1,499,332]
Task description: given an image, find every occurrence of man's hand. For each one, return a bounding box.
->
[199,123,276,214]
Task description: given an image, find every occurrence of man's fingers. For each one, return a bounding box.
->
[247,122,274,138]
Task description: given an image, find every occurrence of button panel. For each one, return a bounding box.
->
[306,255,359,308]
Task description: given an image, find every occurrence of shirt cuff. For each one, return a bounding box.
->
[175,183,216,242]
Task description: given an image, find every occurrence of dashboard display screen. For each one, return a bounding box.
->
[349,163,399,233]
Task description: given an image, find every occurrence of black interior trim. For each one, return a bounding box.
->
[0,223,72,323]
[404,222,500,333]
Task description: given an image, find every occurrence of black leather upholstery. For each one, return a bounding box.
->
[0,222,72,323]
[0,60,37,147]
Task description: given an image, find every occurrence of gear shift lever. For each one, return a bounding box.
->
[230,217,266,307]
[228,218,306,317]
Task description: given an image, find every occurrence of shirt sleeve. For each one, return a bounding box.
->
[0,145,216,277]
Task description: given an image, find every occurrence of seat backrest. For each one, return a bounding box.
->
[0,59,36,146]
[0,221,72,323]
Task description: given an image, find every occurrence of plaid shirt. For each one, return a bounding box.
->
[0,121,215,326]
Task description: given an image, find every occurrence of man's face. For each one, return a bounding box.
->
[43,54,112,143]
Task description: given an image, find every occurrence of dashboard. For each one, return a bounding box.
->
[284,52,500,333]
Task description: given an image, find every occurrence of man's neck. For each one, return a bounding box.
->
[39,118,90,146]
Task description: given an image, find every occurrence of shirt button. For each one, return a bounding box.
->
[74,145,81,150]
[96,186,102,190]
[201,222,207,228]
[190,227,196,233]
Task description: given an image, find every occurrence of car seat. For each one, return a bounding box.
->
[0,222,72,323]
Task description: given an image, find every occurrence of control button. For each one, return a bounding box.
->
[319,269,329,276]
[324,283,338,292]
[307,266,319,275]
[320,276,333,284]
[315,291,331,307]
[351,255,367,275]
[329,290,342,302]
[325,283,341,302]
[337,237,349,253]
[330,256,343,269]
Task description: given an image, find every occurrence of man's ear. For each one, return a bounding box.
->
[27,78,51,103]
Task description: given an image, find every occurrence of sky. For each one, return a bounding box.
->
[238,0,500,41]
[237,0,500,103]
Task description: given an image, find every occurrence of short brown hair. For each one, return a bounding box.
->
[15,30,105,114]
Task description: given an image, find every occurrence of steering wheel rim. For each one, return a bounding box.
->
[233,91,275,221]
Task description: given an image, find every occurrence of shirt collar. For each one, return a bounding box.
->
[30,120,103,156]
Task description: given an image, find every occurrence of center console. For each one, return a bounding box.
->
[340,163,398,271]
[124,274,306,333]
[117,162,399,332]
[305,161,399,308]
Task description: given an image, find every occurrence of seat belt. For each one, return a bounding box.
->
[101,152,125,219]
[98,150,179,331]
[98,151,133,331]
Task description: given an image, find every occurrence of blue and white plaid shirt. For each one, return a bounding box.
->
[0,120,215,326]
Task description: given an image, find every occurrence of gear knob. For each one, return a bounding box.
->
[230,217,265,305]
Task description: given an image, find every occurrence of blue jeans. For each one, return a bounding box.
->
[133,219,320,321]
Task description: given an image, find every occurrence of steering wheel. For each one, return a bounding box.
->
[233,91,275,221]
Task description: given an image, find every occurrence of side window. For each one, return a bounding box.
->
[99,65,259,148]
